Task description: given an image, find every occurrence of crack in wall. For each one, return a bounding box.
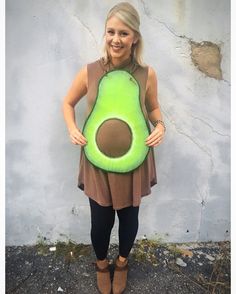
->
[161,106,217,241]
[222,79,231,85]
[140,0,191,41]
[140,1,228,81]
[58,1,99,51]
[162,107,214,172]
[75,17,99,49]
[190,115,230,138]
[195,184,209,242]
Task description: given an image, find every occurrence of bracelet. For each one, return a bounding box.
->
[153,119,166,132]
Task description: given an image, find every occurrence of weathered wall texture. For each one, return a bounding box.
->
[6,0,230,245]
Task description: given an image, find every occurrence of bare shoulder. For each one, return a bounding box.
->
[74,65,88,89]
[148,66,157,80]
[146,65,158,91]
[64,65,88,106]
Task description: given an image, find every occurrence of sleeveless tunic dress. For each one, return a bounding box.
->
[78,58,157,210]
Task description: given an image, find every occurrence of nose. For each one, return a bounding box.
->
[112,33,121,44]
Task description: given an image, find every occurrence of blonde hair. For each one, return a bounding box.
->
[102,2,144,66]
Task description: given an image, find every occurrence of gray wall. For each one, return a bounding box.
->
[6,0,230,245]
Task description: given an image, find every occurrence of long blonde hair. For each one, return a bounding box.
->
[102,2,144,66]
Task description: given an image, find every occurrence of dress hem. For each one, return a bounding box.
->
[77,181,157,210]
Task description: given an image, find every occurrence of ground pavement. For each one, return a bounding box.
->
[6,240,230,294]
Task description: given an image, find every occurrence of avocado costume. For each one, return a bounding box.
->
[78,59,157,210]
[82,69,150,173]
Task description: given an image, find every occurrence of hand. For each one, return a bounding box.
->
[69,128,87,146]
[145,124,165,147]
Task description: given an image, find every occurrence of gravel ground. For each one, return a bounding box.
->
[6,241,230,294]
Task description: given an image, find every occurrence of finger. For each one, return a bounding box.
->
[79,136,87,145]
[80,137,87,144]
[152,138,164,147]
[145,129,163,141]
[70,133,87,144]
[76,132,87,143]
[146,129,165,141]
[147,136,164,146]
[70,135,86,146]
[74,131,87,141]
[79,138,87,146]
[80,133,87,142]
[145,131,158,141]
[154,138,163,146]
[146,139,159,147]
[70,129,87,141]
[71,138,87,146]
[146,134,162,145]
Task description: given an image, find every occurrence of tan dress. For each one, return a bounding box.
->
[78,58,157,210]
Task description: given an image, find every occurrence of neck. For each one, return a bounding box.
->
[110,55,132,67]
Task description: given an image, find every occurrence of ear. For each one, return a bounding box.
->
[133,35,139,45]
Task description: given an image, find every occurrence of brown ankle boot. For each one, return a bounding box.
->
[112,256,128,294]
[95,259,111,294]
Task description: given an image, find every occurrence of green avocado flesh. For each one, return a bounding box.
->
[82,70,150,173]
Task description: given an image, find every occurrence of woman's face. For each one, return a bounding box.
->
[105,16,138,63]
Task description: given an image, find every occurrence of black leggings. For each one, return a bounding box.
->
[89,198,139,260]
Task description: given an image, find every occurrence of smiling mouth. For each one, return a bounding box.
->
[111,45,123,51]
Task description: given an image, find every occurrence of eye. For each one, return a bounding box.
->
[107,30,114,35]
[120,32,128,36]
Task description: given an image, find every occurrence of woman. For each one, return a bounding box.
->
[62,2,165,293]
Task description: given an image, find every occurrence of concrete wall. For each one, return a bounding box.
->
[6,0,230,245]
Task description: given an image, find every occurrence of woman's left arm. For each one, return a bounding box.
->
[145,66,166,147]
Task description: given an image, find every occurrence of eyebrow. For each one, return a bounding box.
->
[106,27,129,32]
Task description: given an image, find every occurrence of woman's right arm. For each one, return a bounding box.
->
[62,65,88,146]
